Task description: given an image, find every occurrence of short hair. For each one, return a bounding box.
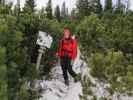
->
[64,27,70,31]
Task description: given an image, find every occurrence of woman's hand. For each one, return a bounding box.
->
[56,52,59,57]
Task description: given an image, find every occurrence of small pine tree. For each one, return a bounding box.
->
[46,0,53,19]
[0,0,5,5]
[23,0,36,14]
[54,5,61,22]
[0,47,7,100]
[61,1,68,19]
[16,0,20,16]
[13,1,21,22]
[88,0,103,16]
[66,7,68,17]
[126,0,130,12]
[76,0,91,17]
[115,0,125,13]
[70,9,77,19]
[95,0,103,15]
[105,0,112,12]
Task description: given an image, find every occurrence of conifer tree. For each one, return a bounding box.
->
[105,0,112,12]
[95,0,103,15]
[61,1,68,18]
[16,0,20,16]
[126,0,130,12]
[89,0,103,15]
[115,0,125,14]
[76,0,90,17]
[0,0,5,5]
[55,5,61,22]
[46,0,53,19]
[23,0,36,14]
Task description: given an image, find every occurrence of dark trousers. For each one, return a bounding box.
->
[60,56,77,81]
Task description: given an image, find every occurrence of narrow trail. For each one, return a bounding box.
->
[39,50,83,100]
[31,50,133,100]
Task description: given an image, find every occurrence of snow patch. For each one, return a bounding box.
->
[39,50,83,100]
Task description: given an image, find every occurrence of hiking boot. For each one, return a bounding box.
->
[65,80,69,86]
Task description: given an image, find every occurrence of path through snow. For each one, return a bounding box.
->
[39,50,83,100]
[31,49,133,100]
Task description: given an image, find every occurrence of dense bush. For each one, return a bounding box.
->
[0,47,7,100]
[90,50,133,92]
[0,0,133,99]
[76,11,133,98]
[0,15,26,99]
[76,15,106,60]
[102,14,133,54]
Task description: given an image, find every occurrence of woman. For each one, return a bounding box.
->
[56,27,78,86]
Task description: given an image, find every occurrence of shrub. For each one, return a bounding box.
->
[90,50,133,92]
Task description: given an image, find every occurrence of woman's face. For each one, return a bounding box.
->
[64,29,71,39]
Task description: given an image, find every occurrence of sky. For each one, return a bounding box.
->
[7,0,76,13]
[7,0,133,13]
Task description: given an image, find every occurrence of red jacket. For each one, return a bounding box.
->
[58,38,77,60]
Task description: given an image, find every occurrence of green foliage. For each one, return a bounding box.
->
[46,0,53,19]
[54,5,61,22]
[19,14,39,57]
[81,77,93,100]
[90,50,133,92]
[0,4,12,15]
[105,0,112,12]
[76,0,103,18]
[23,0,36,14]
[0,0,133,99]
[76,15,106,58]
[76,9,133,98]
[61,1,68,19]
[18,83,30,100]
[102,14,133,53]
[95,0,103,16]
[76,0,91,17]
[0,15,25,100]
[115,0,125,14]
[0,47,7,100]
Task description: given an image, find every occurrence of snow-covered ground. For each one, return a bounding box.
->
[28,49,133,100]
[38,50,83,100]
[39,80,82,100]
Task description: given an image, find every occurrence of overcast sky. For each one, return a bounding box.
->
[7,0,133,13]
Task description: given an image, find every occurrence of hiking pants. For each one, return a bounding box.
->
[60,55,77,81]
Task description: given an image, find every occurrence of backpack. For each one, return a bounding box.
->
[61,38,74,48]
[61,38,74,57]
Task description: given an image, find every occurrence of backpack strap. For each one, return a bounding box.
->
[61,38,73,47]
[61,38,74,53]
